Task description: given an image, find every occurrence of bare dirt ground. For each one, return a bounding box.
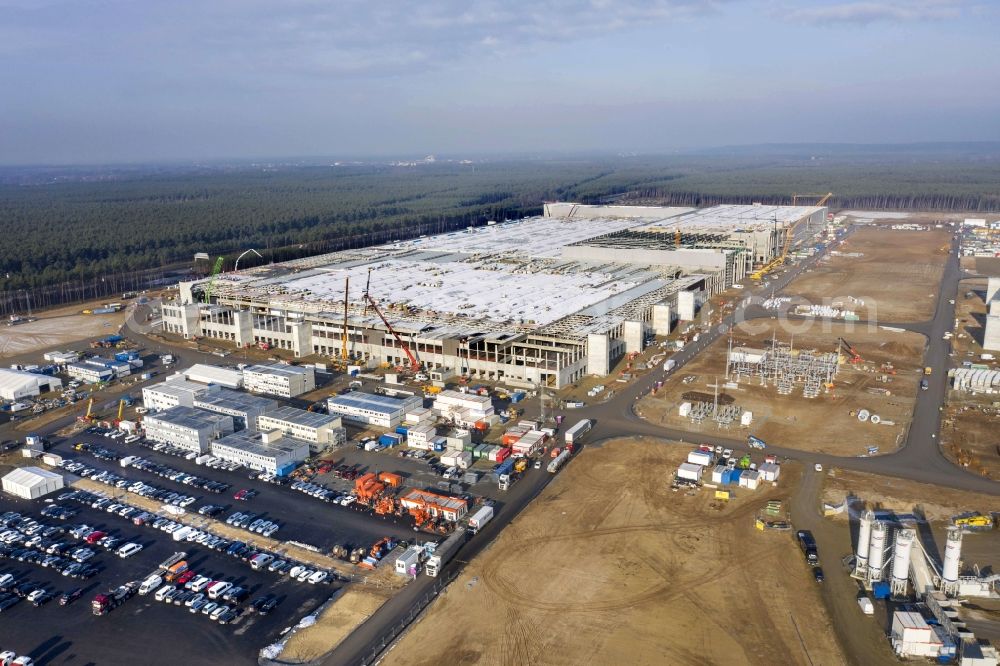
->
[784,227,951,322]
[281,586,392,662]
[384,438,845,666]
[941,278,1000,479]
[0,301,127,358]
[640,322,925,456]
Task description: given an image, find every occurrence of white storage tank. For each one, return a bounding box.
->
[941,527,962,592]
[868,520,887,581]
[891,528,915,595]
[856,510,873,570]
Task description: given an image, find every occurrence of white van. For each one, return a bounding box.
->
[139,574,163,595]
[154,585,174,602]
[124,435,141,444]
[189,577,212,593]
[250,553,274,571]
[172,526,193,542]
[117,542,143,558]
[207,581,232,600]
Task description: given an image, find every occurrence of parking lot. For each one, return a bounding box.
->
[46,431,418,552]
[0,491,335,665]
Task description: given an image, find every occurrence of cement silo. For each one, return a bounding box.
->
[852,510,874,579]
[867,520,887,582]
[941,527,963,596]
[890,528,915,596]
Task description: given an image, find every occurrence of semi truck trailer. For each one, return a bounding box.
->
[425,527,467,577]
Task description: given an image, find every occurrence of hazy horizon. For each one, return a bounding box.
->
[3,0,998,165]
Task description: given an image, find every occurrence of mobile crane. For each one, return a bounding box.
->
[362,269,420,371]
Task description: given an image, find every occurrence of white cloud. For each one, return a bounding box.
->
[783,1,964,25]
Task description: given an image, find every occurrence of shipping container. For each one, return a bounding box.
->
[462,471,479,485]
[395,426,409,436]
[379,433,403,447]
[425,527,467,577]
[677,463,702,482]
[378,472,402,487]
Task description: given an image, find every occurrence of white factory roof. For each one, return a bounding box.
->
[638,204,825,233]
[146,377,213,399]
[183,364,243,388]
[2,466,62,489]
[214,430,306,457]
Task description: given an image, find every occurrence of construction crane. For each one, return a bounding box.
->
[838,337,863,364]
[362,269,420,371]
[341,277,350,361]
[674,225,681,249]
[202,256,225,304]
[77,398,95,423]
[792,192,834,207]
[750,193,834,282]
[116,399,125,423]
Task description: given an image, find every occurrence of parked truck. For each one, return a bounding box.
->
[468,506,494,534]
[547,449,571,474]
[663,359,676,373]
[796,530,819,566]
[564,419,593,447]
[425,527,467,577]
[92,581,139,615]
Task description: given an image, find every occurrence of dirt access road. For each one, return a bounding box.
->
[383,438,844,666]
[640,321,925,456]
[783,226,951,323]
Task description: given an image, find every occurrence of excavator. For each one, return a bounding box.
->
[750,192,833,282]
[838,337,863,365]
[952,512,994,531]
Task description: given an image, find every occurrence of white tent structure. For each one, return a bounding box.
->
[2,466,64,499]
[0,368,62,401]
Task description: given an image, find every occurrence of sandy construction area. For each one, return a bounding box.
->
[785,227,950,322]
[280,586,392,662]
[384,438,844,666]
[640,322,925,456]
[0,302,126,358]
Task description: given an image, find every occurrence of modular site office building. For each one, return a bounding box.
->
[327,391,423,428]
[210,429,310,476]
[142,406,235,454]
[192,388,278,432]
[242,363,315,398]
[142,376,218,411]
[162,203,826,388]
[255,405,346,453]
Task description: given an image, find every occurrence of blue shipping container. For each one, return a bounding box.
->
[721,469,732,485]
[395,426,409,436]
[275,462,297,477]
[492,458,515,478]
[729,469,743,485]
[379,433,403,447]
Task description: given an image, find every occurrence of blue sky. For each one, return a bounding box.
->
[1,0,997,163]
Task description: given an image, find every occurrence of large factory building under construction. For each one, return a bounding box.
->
[162,203,825,387]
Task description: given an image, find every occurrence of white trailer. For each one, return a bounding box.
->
[564,419,593,446]
[425,528,467,577]
[468,506,494,534]
[663,359,676,372]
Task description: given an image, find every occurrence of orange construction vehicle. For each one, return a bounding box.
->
[377,471,402,488]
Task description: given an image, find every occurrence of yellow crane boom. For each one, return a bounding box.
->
[751,193,833,281]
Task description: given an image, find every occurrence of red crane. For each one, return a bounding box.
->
[363,269,420,371]
[838,337,863,364]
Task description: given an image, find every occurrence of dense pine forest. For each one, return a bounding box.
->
[2,146,999,315]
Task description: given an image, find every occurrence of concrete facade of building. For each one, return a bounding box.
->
[162,204,824,387]
[142,406,234,454]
